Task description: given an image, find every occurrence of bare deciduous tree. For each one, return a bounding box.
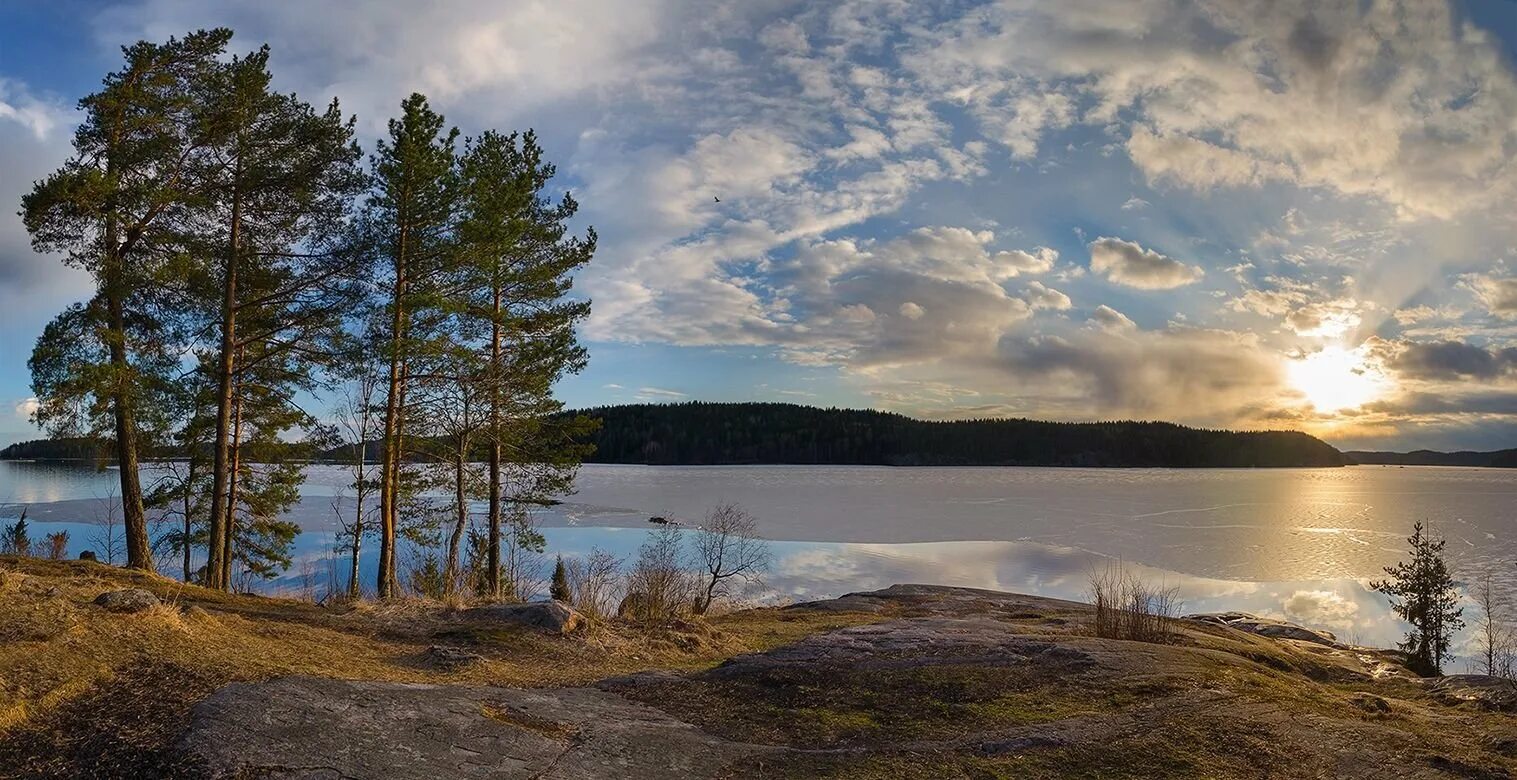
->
[691,504,771,615]
[1473,571,1514,678]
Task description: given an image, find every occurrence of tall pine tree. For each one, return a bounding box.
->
[370,94,459,598]
[455,130,594,598]
[195,44,364,589]
[23,29,232,570]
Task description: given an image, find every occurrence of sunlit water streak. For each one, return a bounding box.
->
[4,461,1516,667]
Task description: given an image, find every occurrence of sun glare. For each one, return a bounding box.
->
[1288,346,1389,413]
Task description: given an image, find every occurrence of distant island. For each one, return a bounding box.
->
[566,402,1349,467]
[9,403,1513,468]
[1345,449,1517,468]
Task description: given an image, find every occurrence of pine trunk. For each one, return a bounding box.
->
[221,379,244,591]
[207,178,242,588]
[377,221,409,599]
[487,286,503,597]
[106,285,152,571]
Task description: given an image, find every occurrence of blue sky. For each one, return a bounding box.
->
[3,0,1517,451]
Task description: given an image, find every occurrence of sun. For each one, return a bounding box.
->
[1287,346,1390,413]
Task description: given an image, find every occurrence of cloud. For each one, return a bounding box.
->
[13,397,39,422]
[1127,127,1291,190]
[1381,339,1517,381]
[991,325,1287,424]
[1089,305,1135,332]
[634,386,688,401]
[1087,237,1203,290]
[1284,299,1363,339]
[0,79,72,141]
[917,0,1517,220]
[1022,281,1071,311]
[1468,275,1517,319]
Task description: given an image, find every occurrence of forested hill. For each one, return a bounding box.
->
[1346,449,1517,468]
[569,402,1349,467]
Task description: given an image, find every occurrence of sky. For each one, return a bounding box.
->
[2,0,1517,452]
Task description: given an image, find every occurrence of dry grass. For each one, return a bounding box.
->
[0,555,880,778]
[1088,564,1181,644]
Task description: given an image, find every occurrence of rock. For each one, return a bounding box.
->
[78,550,97,562]
[425,645,484,670]
[1348,692,1391,714]
[175,676,780,779]
[93,588,159,613]
[787,584,1084,617]
[466,600,583,634]
[1184,612,1341,647]
[1427,675,1517,711]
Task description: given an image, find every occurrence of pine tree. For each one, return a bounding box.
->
[196,44,364,590]
[1372,521,1464,675]
[23,29,232,570]
[2,510,30,557]
[455,130,594,597]
[370,94,459,599]
[551,555,571,602]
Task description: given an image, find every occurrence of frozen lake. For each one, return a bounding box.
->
[4,461,1516,659]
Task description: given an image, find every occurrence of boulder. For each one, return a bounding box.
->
[1427,675,1517,711]
[78,550,97,562]
[467,600,583,634]
[93,588,159,613]
[1184,611,1340,647]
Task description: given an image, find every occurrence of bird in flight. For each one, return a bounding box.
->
[714,196,721,203]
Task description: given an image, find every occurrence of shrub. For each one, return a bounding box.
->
[1088,563,1181,643]
[622,525,696,624]
[566,548,623,619]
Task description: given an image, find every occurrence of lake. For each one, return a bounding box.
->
[3,461,1515,659]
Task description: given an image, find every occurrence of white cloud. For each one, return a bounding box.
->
[1023,281,1071,311]
[1285,299,1364,339]
[635,386,687,400]
[13,397,39,422]
[1128,128,1291,190]
[1468,275,1517,319]
[1088,237,1204,290]
[1089,305,1135,332]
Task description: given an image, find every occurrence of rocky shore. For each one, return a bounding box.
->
[173,585,1517,779]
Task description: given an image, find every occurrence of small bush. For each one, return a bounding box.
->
[566,548,623,619]
[45,531,69,561]
[622,525,697,624]
[1088,564,1180,644]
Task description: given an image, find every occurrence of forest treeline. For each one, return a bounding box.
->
[4,402,1352,468]
[565,402,1350,467]
[13,28,593,599]
[1346,449,1517,468]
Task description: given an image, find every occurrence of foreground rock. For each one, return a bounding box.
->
[177,677,776,779]
[176,585,1517,779]
[93,588,160,613]
[465,600,583,634]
